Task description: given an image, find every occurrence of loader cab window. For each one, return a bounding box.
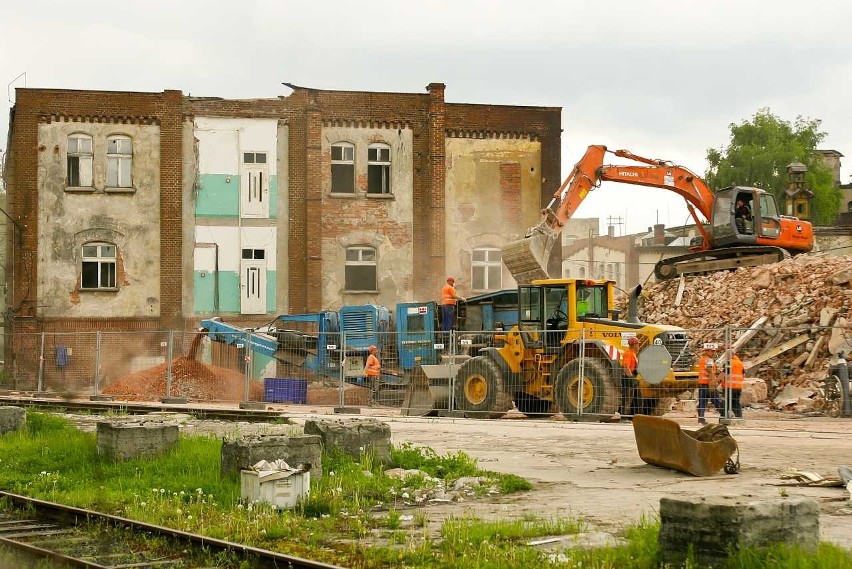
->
[576,284,606,318]
[519,286,542,324]
[544,287,568,330]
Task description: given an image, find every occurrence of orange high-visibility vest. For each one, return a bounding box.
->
[723,355,744,389]
[621,349,638,376]
[441,284,457,305]
[698,355,717,385]
[365,354,381,377]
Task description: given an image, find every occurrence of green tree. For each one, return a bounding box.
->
[705,108,840,225]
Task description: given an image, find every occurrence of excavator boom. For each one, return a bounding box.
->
[502,144,812,283]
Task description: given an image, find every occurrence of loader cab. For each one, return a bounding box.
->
[711,186,783,246]
[519,279,614,350]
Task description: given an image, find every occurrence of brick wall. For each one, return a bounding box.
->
[7,84,561,328]
[5,89,184,374]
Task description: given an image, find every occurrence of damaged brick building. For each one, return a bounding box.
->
[3,83,561,386]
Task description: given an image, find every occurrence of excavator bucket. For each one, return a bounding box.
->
[401,365,450,417]
[501,223,557,283]
[632,415,738,477]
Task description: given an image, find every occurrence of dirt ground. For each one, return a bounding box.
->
[281,407,852,550]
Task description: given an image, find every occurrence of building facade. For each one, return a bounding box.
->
[4,83,560,386]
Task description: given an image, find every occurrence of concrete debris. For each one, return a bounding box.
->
[620,255,852,413]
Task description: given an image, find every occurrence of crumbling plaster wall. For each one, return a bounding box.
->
[445,138,541,294]
[320,126,415,310]
[37,122,161,318]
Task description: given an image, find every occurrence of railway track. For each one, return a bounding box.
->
[0,396,286,423]
[0,491,343,568]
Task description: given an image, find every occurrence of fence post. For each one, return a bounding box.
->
[448,329,456,414]
[37,332,45,394]
[92,331,101,397]
[722,325,732,420]
[578,327,586,419]
[165,330,174,399]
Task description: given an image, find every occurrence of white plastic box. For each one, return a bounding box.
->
[240,465,311,509]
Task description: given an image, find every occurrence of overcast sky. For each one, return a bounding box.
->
[2,0,850,235]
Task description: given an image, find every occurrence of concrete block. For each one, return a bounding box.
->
[0,406,26,434]
[97,421,179,461]
[304,417,392,466]
[659,495,819,566]
[221,434,323,480]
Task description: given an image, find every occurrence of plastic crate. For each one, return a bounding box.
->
[264,378,307,404]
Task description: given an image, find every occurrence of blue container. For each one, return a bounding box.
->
[264,378,307,404]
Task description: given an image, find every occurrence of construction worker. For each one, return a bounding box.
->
[364,345,381,378]
[619,336,640,418]
[440,276,466,332]
[697,346,724,424]
[722,344,745,418]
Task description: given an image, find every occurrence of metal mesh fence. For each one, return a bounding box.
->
[0,322,848,420]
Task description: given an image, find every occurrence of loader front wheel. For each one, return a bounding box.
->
[454,356,511,418]
[555,359,618,416]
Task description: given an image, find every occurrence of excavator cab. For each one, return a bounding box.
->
[710,186,783,247]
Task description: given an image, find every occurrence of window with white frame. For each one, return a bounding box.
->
[345,246,377,291]
[67,134,93,187]
[472,247,502,291]
[331,142,355,193]
[106,135,133,188]
[367,143,391,194]
[81,242,117,290]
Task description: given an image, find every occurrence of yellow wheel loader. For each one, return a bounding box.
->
[404,278,699,418]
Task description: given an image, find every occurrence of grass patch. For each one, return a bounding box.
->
[1,412,849,569]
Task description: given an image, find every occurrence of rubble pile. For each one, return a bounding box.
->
[102,356,264,402]
[623,254,852,413]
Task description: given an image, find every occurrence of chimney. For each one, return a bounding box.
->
[654,223,665,245]
[607,225,615,238]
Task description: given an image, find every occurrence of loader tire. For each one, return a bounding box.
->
[454,356,511,419]
[554,359,619,416]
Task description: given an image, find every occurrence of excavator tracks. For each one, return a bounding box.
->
[0,491,341,569]
[653,246,790,281]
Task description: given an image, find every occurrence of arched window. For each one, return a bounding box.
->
[67,134,93,187]
[472,247,502,291]
[367,143,391,194]
[81,242,117,289]
[106,135,133,187]
[579,267,586,278]
[331,142,355,193]
[345,246,377,291]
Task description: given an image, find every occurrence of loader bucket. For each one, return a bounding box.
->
[632,415,738,477]
[401,365,450,417]
[501,223,558,283]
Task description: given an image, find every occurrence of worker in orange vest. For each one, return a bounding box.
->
[440,276,466,332]
[722,345,745,418]
[697,345,724,424]
[364,345,381,379]
[618,336,640,418]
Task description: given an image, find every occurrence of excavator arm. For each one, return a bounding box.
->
[503,144,718,283]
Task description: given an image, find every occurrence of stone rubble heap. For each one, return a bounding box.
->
[621,254,852,413]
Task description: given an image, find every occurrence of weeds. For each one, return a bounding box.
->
[1,412,849,569]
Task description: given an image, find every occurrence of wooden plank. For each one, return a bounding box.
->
[717,316,769,367]
[674,275,686,307]
[743,334,809,371]
[804,335,826,369]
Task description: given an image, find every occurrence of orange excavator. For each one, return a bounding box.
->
[502,144,814,283]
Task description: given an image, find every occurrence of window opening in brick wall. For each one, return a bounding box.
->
[106,135,133,188]
[472,247,502,291]
[67,134,93,188]
[81,242,117,290]
[243,152,267,164]
[367,143,391,194]
[345,246,377,291]
[331,142,355,193]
